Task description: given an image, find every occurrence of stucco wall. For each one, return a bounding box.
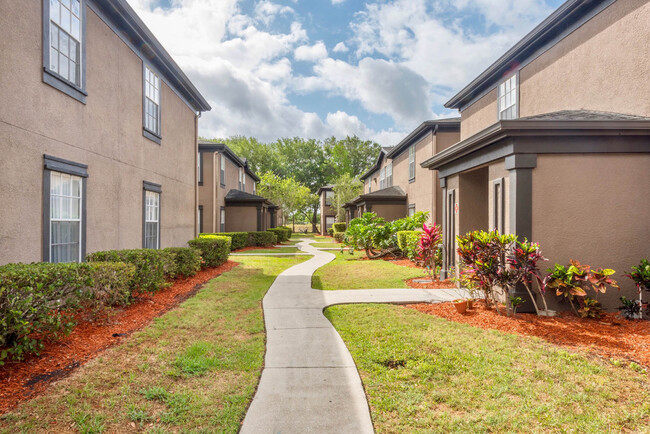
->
[487,161,510,234]
[225,206,259,233]
[532,153,650,310]
[369,203,407,223]
[198,152,216,233]
[459,0,650,139]
[458,167,489,235]
[0,4,198,264]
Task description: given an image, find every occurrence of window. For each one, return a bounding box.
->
[143,65,161,141]
[379,167,386,189]
[143,182,161,249]
[366,178,371,193]
[326,216,335,231]
[220,155,226,186]
[44,0,86,102]
[243,172,246,190]
[498,74,518,120]
[409,145,416,181]
[325,191,334,206]
[446,189,456,269]
[386,162,393,187]
[197,152,203,185]
[43,155,87,263]
[492,178,504,233]
[220,207,226,232]
[238,168,243,190]
[408,204,415,217]
[253,182,256,195]
[198,205,203,234]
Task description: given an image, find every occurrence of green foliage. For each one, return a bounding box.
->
[85,261,136,308]
[0,262,91,362]
[332,173,363,221]
[257,172,313,225]
[188,236,231,268]
[396,230,420,261]
[280,226,292,238]
[163,247,202,278]
[626,259,650,291]
[618,296,642,320]
[332,222,347,233]
[87,249,175,293]
[247,231,277,247]
[327,227,334,236]
[417,223,443,280]
[267,227,289,242]
[333,232,345,243]
[578,297,604,319]
[202,232,249,250]
[509,296,525,314]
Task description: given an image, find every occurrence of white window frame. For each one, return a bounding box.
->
[242,171,246,190]
[379,167,386,189]
[325,190,334,206]
[143,182,161,249]
[409,145,416,181]
[220,207,226,232]
[143,64,162,141]
[50,172,84,263]
[238,168,244,190]
[325,216,335,231]
[386,162,393,187]
[220,154,226,186]
[408,204,415,217]
[498,73,518,120]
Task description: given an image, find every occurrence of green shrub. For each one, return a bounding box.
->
[333,232,345,243]
[188,236,231,267]
[86,249,175,293]
[327,228,334,236]
[0,262,92,363]
[267,228,289,242]
[201,232,249,250]
[248,231,277,247]
[85,262,136,307]
[333,222,347,233]
[163,247,202,278]
[280,226,292,238]
[397,230,421,260]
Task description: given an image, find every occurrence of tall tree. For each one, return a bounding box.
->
[219,136,279,176]
[325,135,381,179]
[332,173,363,222]
[257,172,311,229]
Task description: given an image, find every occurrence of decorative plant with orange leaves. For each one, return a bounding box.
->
[416,223,443,280]
[544,260,619,317]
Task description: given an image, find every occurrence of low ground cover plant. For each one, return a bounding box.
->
[624,259,650,318]
[188,236,231,267]
[87,249,175,293]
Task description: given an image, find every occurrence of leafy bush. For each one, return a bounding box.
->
[86,249,175,293]
[280,226,292,238]
[248,231,277,247]
[544,260,619,316]
[417,223,443,280]
[201,232,249,250]
[397,230,420,260]
[626,259,650,292]
[333,232,345,243]
[188,236,231,267]
[0,263,92,362]
[268,227,289,242]
[578,297,604,319]
[333,222,347,233]
[618,296,642,320]
[85,262,136,307]
[327,228,334,236]
[163,247,202,278]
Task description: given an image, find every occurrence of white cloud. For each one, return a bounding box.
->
[331,0,346,4]
[332,42,348,53]
[254,0,294,25]
[294,42,328,62]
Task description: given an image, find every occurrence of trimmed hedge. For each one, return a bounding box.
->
[333,232,345,243]
[397,230,421,261]
[333,222,347,233]
[86,249,175,293]
[188,235,231,267]
[248,231,277,246]
[268,227,290,242]
[201,232,249,250]
[163,247,202,278]
[0,261,135,363]
[280,226,293,238]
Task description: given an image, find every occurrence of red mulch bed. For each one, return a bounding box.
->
[0,261,238,415]
[405,277,455,289]
[406,299,650,369]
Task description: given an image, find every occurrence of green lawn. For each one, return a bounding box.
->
[311,242,342,248]
[325,304,650,433]
[237,247,302,254]
[312,251,425,290]
[0,256,309,434]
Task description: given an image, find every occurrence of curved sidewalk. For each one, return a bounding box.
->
[240,239,461,433]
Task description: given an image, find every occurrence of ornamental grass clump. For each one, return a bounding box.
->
[543,260,620,318]
[416,223,443,280]
[456,230,548,317]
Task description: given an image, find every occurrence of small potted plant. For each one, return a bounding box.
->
[453,299,468,314]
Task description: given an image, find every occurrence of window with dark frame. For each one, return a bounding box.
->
[446,189,456,270]
[42,155,87,263]
[143,182,161,249]
[492,178,504,233]
[198,205,203,234]
[198,152,203,185]
[325,190,334,206]
[144,65,161,138]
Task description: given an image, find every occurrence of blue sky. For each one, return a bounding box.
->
[127,0,565,145]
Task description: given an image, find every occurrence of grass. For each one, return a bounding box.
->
[236,247,302,254]
[0,255,309,434]
[312,250,425,290]
[325,304,650,433]
[311,242,342,248]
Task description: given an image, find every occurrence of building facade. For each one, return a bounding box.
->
[318,185,336,235]
[0,0,210,265]
[423,0,650,310]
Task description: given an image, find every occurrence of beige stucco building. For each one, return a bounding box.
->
[0,0,210,265]
[198,141,277,233]
[422,0,650,310]
[318,185,336,235]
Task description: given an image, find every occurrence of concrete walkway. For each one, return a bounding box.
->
[240,239,461,433]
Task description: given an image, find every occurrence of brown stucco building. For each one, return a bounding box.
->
[422,0,650,310]
[198,141,277,233]
[0,0,210,265]
[317,185,336,235]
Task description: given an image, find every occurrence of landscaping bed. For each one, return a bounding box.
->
[0,261,237,415]
[407,299,650,369]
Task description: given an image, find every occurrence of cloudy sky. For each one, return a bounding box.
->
[126,0,564,145]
